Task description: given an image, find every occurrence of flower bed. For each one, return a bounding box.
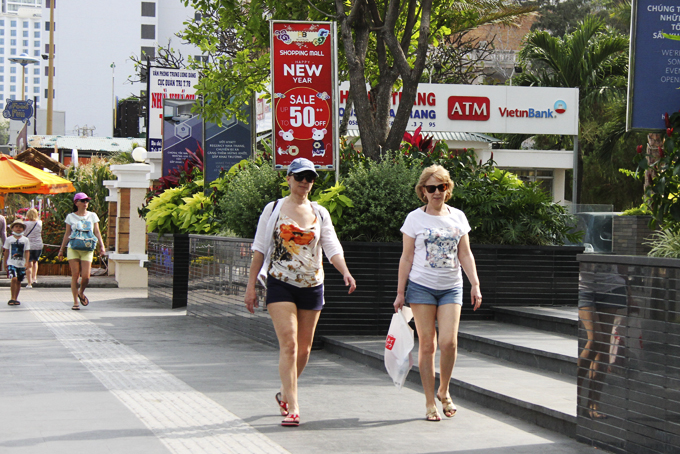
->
[38,263,71,276]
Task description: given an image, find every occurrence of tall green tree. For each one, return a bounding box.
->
[514,16,628,203]
[180,0,533,160]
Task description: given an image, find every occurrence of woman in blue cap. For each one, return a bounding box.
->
[245,157,356,427]
[57,192,106,310]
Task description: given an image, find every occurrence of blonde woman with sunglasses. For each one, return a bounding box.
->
[245,157,356,427]
[394,165,482,421]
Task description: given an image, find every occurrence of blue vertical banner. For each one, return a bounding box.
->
[203,104,254,186]
[628,0,680,130]
[162,99,203,177]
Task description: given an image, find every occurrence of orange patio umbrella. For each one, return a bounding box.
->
[0,153,75,210]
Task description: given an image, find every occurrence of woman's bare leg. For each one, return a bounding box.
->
[79,260,92,297]
[268,302,321,416]
[411,304,439,411]
[68,259,81,306]
[436,303,462,401]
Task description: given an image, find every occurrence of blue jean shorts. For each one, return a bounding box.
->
[406,280,463,306]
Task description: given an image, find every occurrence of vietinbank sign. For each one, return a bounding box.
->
[339,83,579,135]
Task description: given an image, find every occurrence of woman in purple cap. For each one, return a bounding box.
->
[57,192,106,310]
[244,157,356,427]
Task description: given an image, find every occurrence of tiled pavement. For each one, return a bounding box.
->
[0,287,597,454]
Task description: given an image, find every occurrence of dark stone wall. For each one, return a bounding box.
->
[158,235,582,345]
[147,233,174,306]
[612,215,654,256]
[577,254,680,454]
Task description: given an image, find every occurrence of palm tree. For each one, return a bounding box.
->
[514,16,629,204]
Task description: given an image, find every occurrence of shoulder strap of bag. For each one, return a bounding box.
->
[25,223,37,237]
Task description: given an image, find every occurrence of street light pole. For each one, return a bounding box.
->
[111,62,116,134]
[46,0,55,135]
[9,53,39,102]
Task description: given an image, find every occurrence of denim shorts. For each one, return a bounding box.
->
[266,275,324,311]
[28,249,42,262]
[406,280,463,306]
[7,265,26,283]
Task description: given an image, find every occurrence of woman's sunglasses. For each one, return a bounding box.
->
[424,184,448,193]
[292,172,316,183]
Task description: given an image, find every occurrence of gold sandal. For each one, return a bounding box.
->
[437,394,457,418]
[426,406,441,421]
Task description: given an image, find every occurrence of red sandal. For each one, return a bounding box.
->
[281,413,300,427]
[275,392,288,416]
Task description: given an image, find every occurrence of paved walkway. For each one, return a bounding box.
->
[0,287,597,454]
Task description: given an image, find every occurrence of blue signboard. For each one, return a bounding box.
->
[162,99,204,177]
[2,99,33,124]
[628,0,680,130]
[203,106,253,186]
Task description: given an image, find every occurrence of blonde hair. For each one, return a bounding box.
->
[415,165,454,203]
[26,208,39,221]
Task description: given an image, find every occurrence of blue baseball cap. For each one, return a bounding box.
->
[287,158,319,177]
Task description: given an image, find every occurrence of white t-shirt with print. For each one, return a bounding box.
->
[400,206,471,290]
[4,235,30,268]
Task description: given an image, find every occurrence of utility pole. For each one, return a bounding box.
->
[46,0,55,135]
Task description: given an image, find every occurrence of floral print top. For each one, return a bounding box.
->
[269,213,323,288]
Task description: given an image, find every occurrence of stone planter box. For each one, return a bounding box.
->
[147,233,190,309]
[576,254,680,454]
[612,215,655,256]
[162,235,583,346]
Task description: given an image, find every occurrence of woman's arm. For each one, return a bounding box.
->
[458,234,481,311]
[393,233,415,312]
[93,222,106,255]
[329,254,356,294]
[57,224,72,260]
[244,251,265,314]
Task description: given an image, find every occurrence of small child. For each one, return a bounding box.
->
[3,220,31,306]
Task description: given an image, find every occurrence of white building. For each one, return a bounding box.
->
[0,1,43,110]
[40,0,199,137]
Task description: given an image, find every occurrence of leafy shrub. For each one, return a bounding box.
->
[621,204,651,216]
[145,179,214,236]
[634,111,680,230]
[647,229,680,258]
[444,155,580,246]
[216,162,284,238]
[398,144,580,245]
[337,152,422,242]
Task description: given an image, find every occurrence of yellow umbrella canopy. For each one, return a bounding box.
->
[0,153,75,194]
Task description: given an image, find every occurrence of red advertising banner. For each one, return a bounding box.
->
[271,21,336,170]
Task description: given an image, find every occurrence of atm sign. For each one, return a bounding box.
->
[448,96,490,121]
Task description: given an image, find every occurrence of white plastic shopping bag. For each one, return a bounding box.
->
[384,307,414,389]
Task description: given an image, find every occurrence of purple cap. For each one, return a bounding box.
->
[73,192,91,202]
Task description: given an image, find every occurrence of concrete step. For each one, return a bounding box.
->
[458,320,578,376]
[321,334,577,439]
[492,305,579,336]
[0,275,118,288]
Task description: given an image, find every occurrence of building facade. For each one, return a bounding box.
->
[39,0,198,137]
[0,1,43,111]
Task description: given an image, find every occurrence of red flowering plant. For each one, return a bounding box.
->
[139,140,205,219]
[634,111,680,230]
[402,125,434,156]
